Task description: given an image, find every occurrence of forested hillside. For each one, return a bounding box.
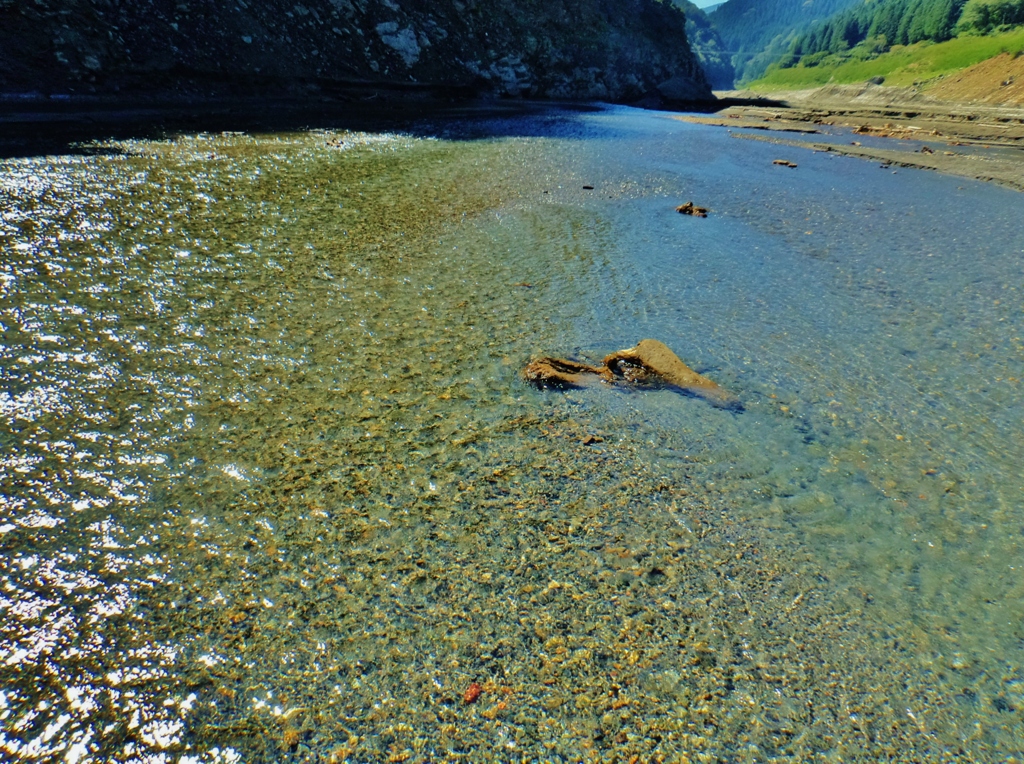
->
[672,0,735,88]
[788,0,968,60]
[747,0,1024,93]
[709,0,862,82]
[957,0,1024,32]
[753,0,1024,90]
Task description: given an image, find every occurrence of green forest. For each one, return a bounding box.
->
[708,0,862,82]
[695,0,1024,87]
[957,0,1024,32]
[773,0,1024,72]
[789,0,967,59]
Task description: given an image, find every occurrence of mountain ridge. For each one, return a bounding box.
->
[673,0,736,88]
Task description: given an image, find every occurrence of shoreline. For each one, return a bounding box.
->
[682,84,1024,191]
[6,79,1024,190]
[0,87,490,158]
[0,91,719,159]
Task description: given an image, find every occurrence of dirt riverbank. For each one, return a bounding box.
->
[680,83,1024,191]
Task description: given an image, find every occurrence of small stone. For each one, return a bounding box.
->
[543,695,564,710]
[675,201,708,217]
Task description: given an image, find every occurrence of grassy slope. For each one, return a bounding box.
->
[746,26,1024,90]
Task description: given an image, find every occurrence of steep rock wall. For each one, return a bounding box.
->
[0,0,711,103]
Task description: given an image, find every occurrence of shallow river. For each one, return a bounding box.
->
[2,104,1023,762]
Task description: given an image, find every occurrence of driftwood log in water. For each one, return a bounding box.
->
[524,339,742,410]
[522,357,612,389]
[604,339,741,409]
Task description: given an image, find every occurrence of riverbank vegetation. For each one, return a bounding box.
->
[703,0,1024,91]
[745,16,1024,89]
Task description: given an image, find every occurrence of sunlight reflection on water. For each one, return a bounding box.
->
[1,111,1023,761]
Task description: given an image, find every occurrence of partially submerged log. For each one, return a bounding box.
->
[524,339,741,410]
[604,339,741,410]
[522,357,612,389]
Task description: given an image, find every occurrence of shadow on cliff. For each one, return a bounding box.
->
[0,82,724,159]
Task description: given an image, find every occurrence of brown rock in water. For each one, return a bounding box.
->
[773,159,798,168]
[523,357,611,389]
[603,339,741,410]
[524,340,741,410]
[675,201,708,217]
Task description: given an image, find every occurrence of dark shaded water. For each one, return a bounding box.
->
[2,106,1023,762]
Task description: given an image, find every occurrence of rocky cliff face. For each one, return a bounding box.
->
[0,0,711,103]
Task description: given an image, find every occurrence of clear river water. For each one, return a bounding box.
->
[2,104,1023,762]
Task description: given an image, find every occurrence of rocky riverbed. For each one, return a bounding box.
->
[3,104,1024,762]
